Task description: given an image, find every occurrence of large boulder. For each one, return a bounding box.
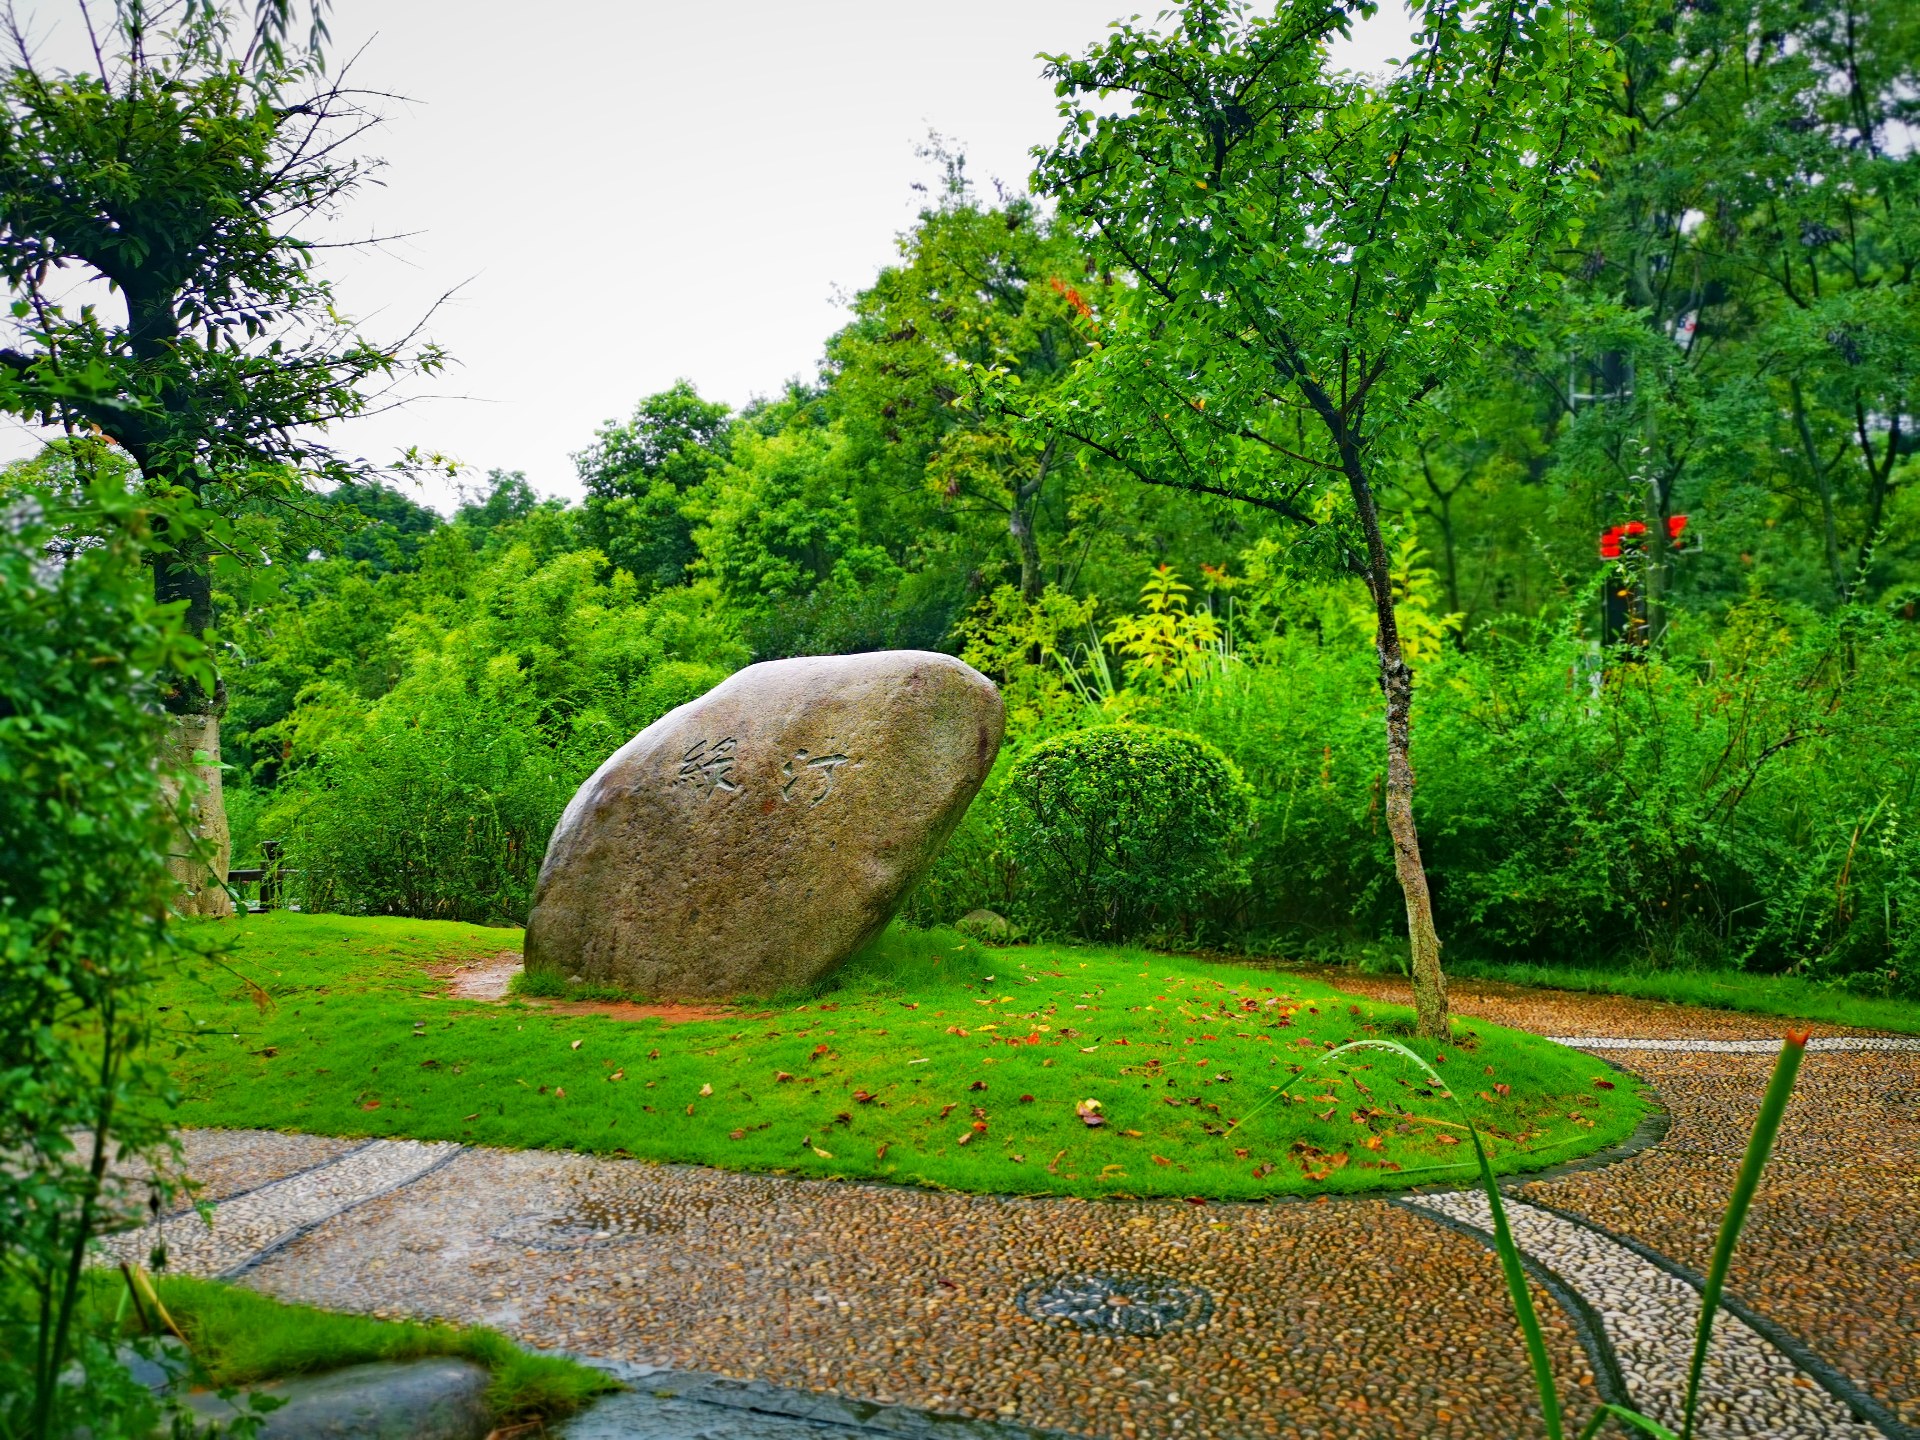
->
[524,651,1003,998]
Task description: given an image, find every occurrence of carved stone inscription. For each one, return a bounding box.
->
[670,738,856,807]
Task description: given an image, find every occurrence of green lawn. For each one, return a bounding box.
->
[56,1271,612,1420]
[157,913,1648,1200]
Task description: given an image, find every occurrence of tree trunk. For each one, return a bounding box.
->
[154,537,233,918]
[1340,438,1450,1038]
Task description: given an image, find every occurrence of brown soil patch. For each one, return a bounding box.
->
[437,951,521,1001]
[433,950,739,1024]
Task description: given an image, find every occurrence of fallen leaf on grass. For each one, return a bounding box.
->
[1592,1078,1616,1090]
[812,1044,831,1059]
[939,1103,957,1119]
[1494,1083,1510,1098]
[463,1113,478,1121]
[1435,1134,1459,1146]
[1119,1128,1144,1138]
[969,1080,988,1091]
[875,1142,890,1160]
[570,1040,582,1051]
[360,1100,381,1111]
[1019,1094,1034,1104]
[774,1071,795,1083]
[853,1089,877,1104]
[554,1087,566,1098]
[608,1070,625,1082]
[1233,1147,1249,1159]
[729,1129,746,1140]
[1363,1135,1383,1151]
[1151,1155,1172,1167]
[1076,1099,1104,1127]
[1315,1107,1337,1122]
[699,1083,713,1097]
[945,1026,968,1037]
[1251,1162,1274,1178]
[812,1146,833,1159]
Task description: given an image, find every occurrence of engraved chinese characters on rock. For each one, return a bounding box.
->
[780,747,854,807]
[672,737,738,795]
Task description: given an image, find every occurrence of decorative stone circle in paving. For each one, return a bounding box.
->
[492,1209,644,1253]
[1015,1271,1215,1336]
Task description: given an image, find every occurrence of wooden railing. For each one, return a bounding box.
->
[226,839,285,912]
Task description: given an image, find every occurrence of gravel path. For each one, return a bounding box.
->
[121,980,1916,1440]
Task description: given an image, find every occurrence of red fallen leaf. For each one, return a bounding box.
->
[1434,1051,1447,1064]
[1233,1147,1249,1159]
[775,1071,795,1083]
[1184,1196,1207,1206]
[971,1120,989,1132]
[1477,1090,1496,1103]
[971,1106,988,1120]
[1076,1098,1105,1127]
[1152,1154,1172,1166]
[835,1111,853,1124]
[945,1025,968,1036]
[1315,1106,1337,1122]
[936,1277,957,1289]
[648,1049,661,1060]
[729,1129,746,1140]
[812,1044,830,1058]
[1380,1160,1402,1172]
[1435,1133,1459,1146]
[901,1002,920,1010]
[1251,1162,1274,1178]
[875,1142,890,1160]
[1494,1083,1511,1098]
[360,1100,381,1111]
[686,1104,695,1116]
[1019,1094,1035,1103]
[1363,1134,1384,1151]
[969,1080,988,1091]
[939,1102,957,1119]
[1593,1078,1616,1090]
[853,1090,877,1104]
[1484,1065,1496,1076]
[554,1087,566,1098]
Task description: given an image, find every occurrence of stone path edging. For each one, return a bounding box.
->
[1518,1196,1920,1440]
[1404,1190,1885,1439]
[1389,1197,1634,1412]
[99,1139,464,1279]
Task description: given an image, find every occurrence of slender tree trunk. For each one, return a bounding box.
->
[1338,434,1449,1038]
[1011,441,1054,601]
[153,537,233,918]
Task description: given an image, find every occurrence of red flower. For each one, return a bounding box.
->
[1623,520,1648,537]
[1599,537,1621,558]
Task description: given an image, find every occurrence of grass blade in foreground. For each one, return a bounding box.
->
[1678,1029,1811,1440]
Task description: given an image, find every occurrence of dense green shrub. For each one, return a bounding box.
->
[1001,724,1253,940]
[264,540,743,923]
[0,489,196,1437]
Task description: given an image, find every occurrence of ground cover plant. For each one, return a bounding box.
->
[36,1270,612,1423]
[157,914,1646,1201]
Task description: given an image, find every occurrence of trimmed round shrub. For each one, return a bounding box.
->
[1002,723,1253,940]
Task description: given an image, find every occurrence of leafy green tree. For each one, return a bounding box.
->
[0,0,444,914]
[1014,0,1618,1036]
[575,381,732,592]
[0,480,206,1439]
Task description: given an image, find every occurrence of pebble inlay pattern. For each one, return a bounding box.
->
[1015,1272,1216,1336]
[1549,1036,1920,1054]
[1406,1190,1880,1440]
[98,1138,462,1277]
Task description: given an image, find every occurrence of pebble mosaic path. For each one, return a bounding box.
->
[114,980,1918,1440]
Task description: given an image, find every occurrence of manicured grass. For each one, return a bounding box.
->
[158,913,1647,1200]
[63,1271,613,1419]
[1445,958,1920,1036]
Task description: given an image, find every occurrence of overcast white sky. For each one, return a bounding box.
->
[6,1,1414,511]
